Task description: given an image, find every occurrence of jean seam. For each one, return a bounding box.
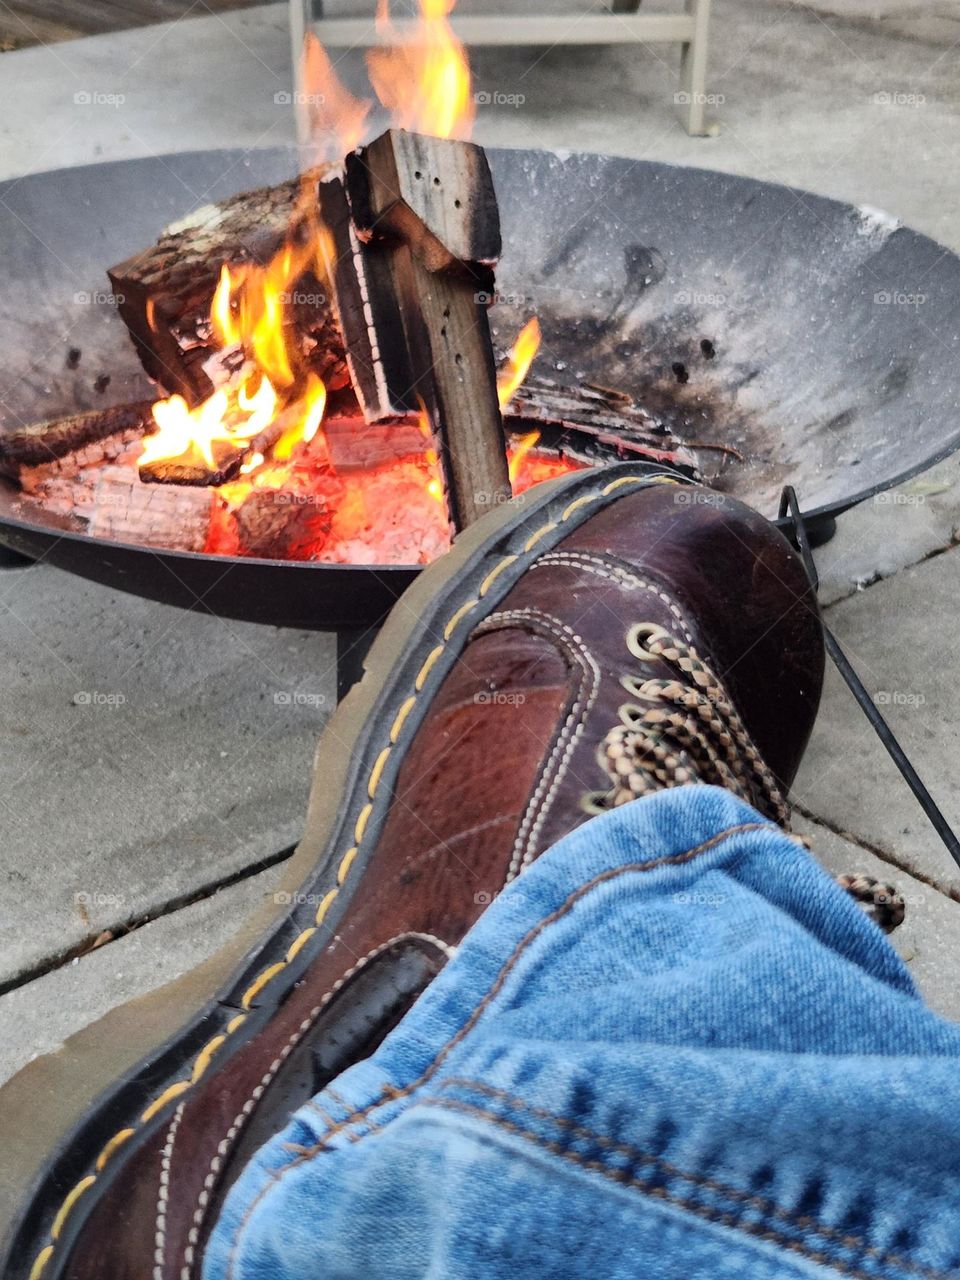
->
[224,822,776,1279]
[419,1096,930,1280]
[433,1079,945,1280]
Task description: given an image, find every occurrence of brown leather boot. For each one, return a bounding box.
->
[1,463,824,1280]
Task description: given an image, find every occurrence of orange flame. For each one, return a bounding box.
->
[367,0,475,141]
[498,317,543,489]
[300,32,371,161]
[498,317,541,411]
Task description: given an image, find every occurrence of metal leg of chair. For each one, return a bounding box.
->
[679,0,712,135]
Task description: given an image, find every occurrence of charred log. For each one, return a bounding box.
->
[107,170,350,405]
[233,489,334,559]
[0,401,154,478]
[86,467,212,551]
[138,401,312,487]
[505,377,700,473]
[340,130,510,531]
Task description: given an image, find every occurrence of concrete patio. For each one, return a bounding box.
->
[1,0,960,1083]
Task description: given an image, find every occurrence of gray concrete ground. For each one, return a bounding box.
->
[2,0,960,1074]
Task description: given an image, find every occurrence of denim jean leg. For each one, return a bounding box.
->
[205,785,960,1280]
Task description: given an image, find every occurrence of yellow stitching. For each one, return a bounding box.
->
[478,555,518,597]
[28,1247,54,1280]
[50,1176,95,1240]
[560,493,595,521]
[367,748,391,797]
[389,696,416,742]
[31,471,662,1280]
[442,599,478,638]
[240,963,286,1010]
[314,888,338,925]
[191,1034,226,1082]
[141,1080,191,1123]
[414,645,444,690]
[602,474,675,496]
[354,803,373,843]
[286,928,316,962]
[94,1127,134,1171]
[523,522,556,552]
[337,846,359,884]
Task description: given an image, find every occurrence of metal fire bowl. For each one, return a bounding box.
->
[1,146,958,630]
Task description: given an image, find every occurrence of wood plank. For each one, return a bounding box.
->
[346,129,510,531]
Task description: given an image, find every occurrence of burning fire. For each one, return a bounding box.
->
[136,0,561,552]
[498,317,541,411]
[498,317,543,486]
[368,0,475,141]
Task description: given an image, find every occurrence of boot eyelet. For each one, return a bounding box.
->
[626,622,670,662]
[620,674,645,698]
[580,790,613,815]
[618,702,646,729]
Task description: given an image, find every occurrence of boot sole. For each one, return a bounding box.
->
[0,462,685,1280]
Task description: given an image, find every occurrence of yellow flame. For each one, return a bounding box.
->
[367,0,475,141]
[497,317,541,411]
[140,380,280,472]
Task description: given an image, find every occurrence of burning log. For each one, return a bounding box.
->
[0,401,154,481]
[506,377,700,472]
[86,467,212,551]
[327,129,511,531]
[107,171,349,406]
[233,489,334,560]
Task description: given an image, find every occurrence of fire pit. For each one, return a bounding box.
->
[1,142,959,630]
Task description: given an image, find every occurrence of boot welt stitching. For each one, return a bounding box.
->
[27,472,677,1280]
[179,931,455,1280]
[222,822,776,1280]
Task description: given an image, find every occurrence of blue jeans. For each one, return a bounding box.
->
[205,786,960,1280]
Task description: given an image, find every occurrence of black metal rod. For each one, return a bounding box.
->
[779,485,960,872]
[822,625,960,870]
